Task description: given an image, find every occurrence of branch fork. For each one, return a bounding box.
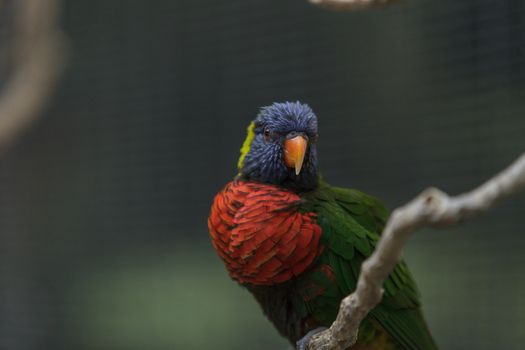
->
[309,0,397,11]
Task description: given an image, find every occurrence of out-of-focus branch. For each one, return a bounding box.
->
[0,0,66,152]
[308,0,397,11]
[307,152,525,350]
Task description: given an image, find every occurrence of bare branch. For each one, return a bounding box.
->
[308,0,397,11]
[307,152,525,350]
[0,0,67,152]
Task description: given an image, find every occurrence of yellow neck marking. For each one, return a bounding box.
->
[237,121,255,171]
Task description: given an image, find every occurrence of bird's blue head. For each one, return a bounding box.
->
[237,101,319,191]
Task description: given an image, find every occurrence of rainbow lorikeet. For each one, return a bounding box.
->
[208,102,437,350]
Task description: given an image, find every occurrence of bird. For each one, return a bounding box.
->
[208,101,437,350]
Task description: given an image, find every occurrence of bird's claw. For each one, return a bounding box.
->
[296,327,328,350]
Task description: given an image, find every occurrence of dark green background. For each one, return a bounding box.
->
[1,0,524,349]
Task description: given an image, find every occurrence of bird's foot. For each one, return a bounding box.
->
[296,327,328,350]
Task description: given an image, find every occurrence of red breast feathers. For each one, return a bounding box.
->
[208,181,323,285]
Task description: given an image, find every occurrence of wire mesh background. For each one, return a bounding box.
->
[0,0,525,349]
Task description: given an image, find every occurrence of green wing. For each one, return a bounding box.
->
[297,182,437,350]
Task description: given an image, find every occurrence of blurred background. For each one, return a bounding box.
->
[0,0,524,349]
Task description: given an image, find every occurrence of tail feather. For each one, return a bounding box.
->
[371,306,439,350]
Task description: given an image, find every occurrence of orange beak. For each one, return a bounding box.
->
[283,135,308,175]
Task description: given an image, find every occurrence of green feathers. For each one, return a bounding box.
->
[295,182,438,350]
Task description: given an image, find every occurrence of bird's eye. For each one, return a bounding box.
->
[264,128,271,141]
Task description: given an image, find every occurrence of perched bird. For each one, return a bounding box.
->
[208,102,437,350]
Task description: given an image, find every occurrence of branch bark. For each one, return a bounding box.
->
[307,152,525,350]
[0,0,66,152]
[308,0,397,11]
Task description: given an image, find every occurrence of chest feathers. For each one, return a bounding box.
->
[208,181,323,285]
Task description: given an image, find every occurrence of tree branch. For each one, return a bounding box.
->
[308,0,397,11]
[307,152,525,350]
[0,0,66,153]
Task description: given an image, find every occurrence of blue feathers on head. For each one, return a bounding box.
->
[256,102,318,136]
[240,101,319,191]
